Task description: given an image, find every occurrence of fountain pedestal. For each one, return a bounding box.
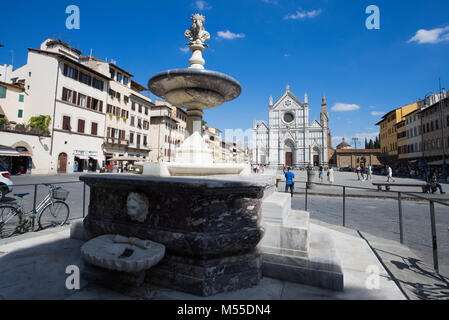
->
[80,175,267,296]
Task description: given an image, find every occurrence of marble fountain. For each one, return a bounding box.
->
[76,13,343,298]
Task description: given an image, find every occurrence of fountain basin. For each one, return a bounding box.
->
[148,68,241,110]
[80,174,267,296]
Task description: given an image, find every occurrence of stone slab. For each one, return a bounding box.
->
[261,192,291,223]
[261,225,344,292]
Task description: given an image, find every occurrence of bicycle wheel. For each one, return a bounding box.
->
[0,205,22,238]
[38,201,70,230]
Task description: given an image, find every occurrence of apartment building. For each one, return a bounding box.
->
[79,56,153,165]
[2,39,109,174]
[376,102,419,164]
[149,101,187,163]
[404,109,423,161]
[203,126,223,163]
[420,97,449,163]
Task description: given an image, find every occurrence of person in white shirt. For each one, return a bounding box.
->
[386,165,395,183]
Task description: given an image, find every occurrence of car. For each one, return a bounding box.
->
[0,166,13,201]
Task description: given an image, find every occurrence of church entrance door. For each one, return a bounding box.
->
[313,155,320,167]
[286,152,293,167]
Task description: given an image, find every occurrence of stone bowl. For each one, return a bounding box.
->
[148,68,241,110]
[81,235,166,273]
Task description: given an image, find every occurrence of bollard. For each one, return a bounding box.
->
[429,201,439,272]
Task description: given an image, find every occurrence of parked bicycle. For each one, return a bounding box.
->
[0,184,70,238]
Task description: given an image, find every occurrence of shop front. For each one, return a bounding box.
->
[73,150,100,173]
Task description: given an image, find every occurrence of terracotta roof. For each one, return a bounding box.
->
[336,141,352,149]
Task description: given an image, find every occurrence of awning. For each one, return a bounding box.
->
[75,156,89,160]
[111,156,144,162]
[428,160,446,166]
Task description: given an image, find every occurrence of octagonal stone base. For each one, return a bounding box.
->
[79,175,268,297]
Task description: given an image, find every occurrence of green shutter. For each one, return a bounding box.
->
[18,110,23,118]
[0,86,6,98]
[19,94,24,102]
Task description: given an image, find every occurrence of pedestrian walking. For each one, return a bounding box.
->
[283,166,295,197]
[356,165,361,181]
[318,166,324,184]
[386,165,395,183]
[328,166,334,184]
[362,165,368,181]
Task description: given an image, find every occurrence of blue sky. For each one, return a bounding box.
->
[1,0,449,148]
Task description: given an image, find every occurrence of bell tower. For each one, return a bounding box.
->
[320,94,329,128]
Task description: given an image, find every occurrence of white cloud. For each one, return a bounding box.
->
[262,0,278,4]
[408,26,449,44]
[284,9,322,20]
[217,30,246,40]
[284,53,290,57]
[179,47,190,53]
[371,111,385,116]
[331,103,360,112]
[194,0,211,11]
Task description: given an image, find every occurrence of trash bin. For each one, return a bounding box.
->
[307,168,316,190]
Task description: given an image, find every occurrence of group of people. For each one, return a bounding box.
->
[105,162,135,173]
[354,164,373,182]
[252,164,266,174]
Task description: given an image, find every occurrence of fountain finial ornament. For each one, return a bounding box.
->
[185,13,211,69]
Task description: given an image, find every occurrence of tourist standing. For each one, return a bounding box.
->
[284,167,295,197]
[318,166,324,184]
[356,165,361,181]
[328,166,335,184]
[386,165,395,183]
[368,165,373,181]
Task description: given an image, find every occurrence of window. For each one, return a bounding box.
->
[145,108,148,116]
[62,116,71,131]
[107,104,113,114]
[138,104,142,113]
[124,96,129,104]
[110,69,116,79]
[124,77,129,85]
[78,119,85,133]
[130,132,134,144]
[0,86,6,98]
[143,135,147,146]
[435,120,439,130]
[117,73,122,83]
[18,110,23,118]
[79,94,87,107]
[131,101,136,111]
[131,116,135,126]
[19,94,24,102]
[91,122,98,136]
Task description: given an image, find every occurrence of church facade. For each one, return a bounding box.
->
[253,85,332,168]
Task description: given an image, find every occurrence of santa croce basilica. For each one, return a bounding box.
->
[253,85,332,168]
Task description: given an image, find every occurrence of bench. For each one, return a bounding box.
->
[372,182,428,193]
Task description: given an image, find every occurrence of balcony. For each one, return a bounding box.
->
[106,137,129,146]
[0,122,51,137]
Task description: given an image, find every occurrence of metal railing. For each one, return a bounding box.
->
[294,179,449,273]
[1,181,88,234]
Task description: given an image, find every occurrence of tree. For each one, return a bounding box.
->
[368,139,374,149]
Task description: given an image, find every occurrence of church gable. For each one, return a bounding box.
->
[311,120,323,128]
[272,91,304,111]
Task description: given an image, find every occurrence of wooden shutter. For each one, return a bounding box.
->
[91,122,98,135]
[78,119,85,133]
[63,116,71,131]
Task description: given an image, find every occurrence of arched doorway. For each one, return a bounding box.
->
[285,140,295,167]
[312,147,320,167]
[58,153,68,174]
